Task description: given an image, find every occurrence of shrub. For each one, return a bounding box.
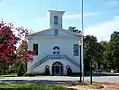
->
[67,67,72,76]
[45,68,50,75]
[17,62,26,76]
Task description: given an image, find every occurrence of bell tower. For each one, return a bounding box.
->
[48,10,65,29]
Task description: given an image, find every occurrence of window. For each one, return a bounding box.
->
[73,44,79,56]
[33,44,38,55]
[54,16,58,24]
[53,46,60,54]
[54,29,58,36]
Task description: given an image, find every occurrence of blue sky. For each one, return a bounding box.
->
[0,0,119,41]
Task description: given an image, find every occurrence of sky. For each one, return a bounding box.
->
[0,0,119,41]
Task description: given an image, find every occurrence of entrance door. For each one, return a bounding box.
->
[52,62,63,75]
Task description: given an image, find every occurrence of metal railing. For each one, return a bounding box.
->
[28,55,80,71]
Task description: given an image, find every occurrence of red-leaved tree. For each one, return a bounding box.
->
[0,20,35,74]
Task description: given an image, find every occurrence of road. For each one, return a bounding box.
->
[0,76,119,84]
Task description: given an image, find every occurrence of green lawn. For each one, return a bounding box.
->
[0,73,45,77]
[0,84,73,90]
[0,73,17,77]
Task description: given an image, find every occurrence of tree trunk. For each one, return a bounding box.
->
[3,61,6,75]
[117,67,119,73]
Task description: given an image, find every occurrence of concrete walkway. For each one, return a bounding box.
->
[1,76,119,90]
[0,76,119,84]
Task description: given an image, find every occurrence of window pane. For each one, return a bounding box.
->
[54,16,58,24]
[73,44,79,56]
[54,29,58,36]
[33,44,38,55]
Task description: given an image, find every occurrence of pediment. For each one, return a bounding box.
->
[30,28,81,38]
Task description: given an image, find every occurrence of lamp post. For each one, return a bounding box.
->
[78,40,82,82]
[116,41,119,53]
[89,56,92,84]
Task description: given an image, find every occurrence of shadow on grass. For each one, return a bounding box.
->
[0,84,73,90]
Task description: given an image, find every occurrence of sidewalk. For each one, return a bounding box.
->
[0,77,119,90]
[95,82,119,90]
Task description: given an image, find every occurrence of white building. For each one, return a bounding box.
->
[27,10,82,75]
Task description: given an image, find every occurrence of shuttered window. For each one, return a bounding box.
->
[54,16,58,24]
[73,44,79,56]
[33,44,38,55]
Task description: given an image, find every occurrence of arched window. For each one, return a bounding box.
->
[53,46,60,49]
[53,46,60,54]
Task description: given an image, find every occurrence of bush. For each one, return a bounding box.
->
[17,62,26,76]
[45,68,50,75]
[67,67,72,76]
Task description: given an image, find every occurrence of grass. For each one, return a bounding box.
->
[0,73,46,77]
[0,84,74,90]
[0,73,17,77]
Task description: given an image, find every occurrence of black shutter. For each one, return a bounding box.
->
[33,44,38,55]
[73,44,79,56]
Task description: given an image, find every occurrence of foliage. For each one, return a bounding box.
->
[100,41,111,70]
[84,35,104,72]
[68,26,81,33]
[17,62,26,76]
[67,67,72,76]
[16,40,35,63]
[0,84,73,90]
[68,26,119,73]
[0,20,35,74]
[45,68,50,75]
[106,31,119,72]
[84,31,119,73]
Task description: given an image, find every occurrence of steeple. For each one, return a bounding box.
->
[48,10,65,29]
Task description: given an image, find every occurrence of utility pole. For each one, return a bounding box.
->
[81,0,84,82]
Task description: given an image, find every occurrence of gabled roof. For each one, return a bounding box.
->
[30,28,82,37]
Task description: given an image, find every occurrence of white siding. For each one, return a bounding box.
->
[27,35,81,75]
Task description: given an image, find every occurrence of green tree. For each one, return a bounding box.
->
[68,26,81,33]
[108,31,119,72]
[100,41,111,71]
[84,35,104,72]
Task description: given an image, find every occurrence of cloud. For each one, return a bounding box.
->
[84,16,119,42]
[63,12,100,20]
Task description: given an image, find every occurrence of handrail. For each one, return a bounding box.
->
[28,55,80,72]
[28,55,49,71]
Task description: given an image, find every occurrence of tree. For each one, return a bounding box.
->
[68,26,81,33]
[100,31,119,72]
[100,41,111,71]
[84,35,104,73]
[107,31,119,72]
[17,62,26,76]
[0,20,35,74]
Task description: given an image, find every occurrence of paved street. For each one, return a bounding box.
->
[0,76,119,84]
